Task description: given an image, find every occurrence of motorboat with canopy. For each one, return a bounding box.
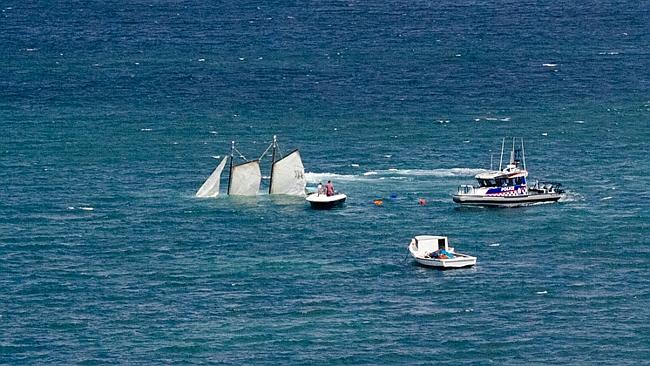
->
[408,235,476,268]
[452,138,563,207]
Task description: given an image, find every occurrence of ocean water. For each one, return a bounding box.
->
[1,1,649,364]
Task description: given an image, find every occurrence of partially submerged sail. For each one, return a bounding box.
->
[269,149,306,196]
[228,160,261,196]
[196,156,228,197]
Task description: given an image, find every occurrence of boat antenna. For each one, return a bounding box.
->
[521,138,527,170]
[499,138,505,170]
[227,140,234,195]
[268,135,277,194]
[490,152,493,171]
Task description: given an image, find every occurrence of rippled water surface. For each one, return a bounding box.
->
[1,1,648,364]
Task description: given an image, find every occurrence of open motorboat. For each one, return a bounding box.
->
[453,138,563,207]
[306,192,347,209]
[408,235,476,269]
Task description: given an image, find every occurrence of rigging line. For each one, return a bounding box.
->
[258,141,274,161]
[275,143,284,159]
[232,147,248,161]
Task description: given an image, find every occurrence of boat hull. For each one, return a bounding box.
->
[452,192,560,207]
[413,256,477,268]
[408,242,476,269]
[306,193,346,209]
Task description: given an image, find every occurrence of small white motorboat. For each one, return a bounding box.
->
[306,192,347,209]
[408,235,476,269]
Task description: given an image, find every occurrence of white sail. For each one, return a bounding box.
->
[228,160,261,196]
[270,150,306,196]
[196,156,228,197]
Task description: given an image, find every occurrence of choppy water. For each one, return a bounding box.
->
[1,1,649,364]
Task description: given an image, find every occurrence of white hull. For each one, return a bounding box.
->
[412,256,477,268]
[306,193,347,209]
[408,240,476,269]
[453,192,561,207]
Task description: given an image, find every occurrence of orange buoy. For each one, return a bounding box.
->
[373,199,383,206]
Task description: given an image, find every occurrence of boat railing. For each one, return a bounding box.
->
[457,185,475,195]
[531,181,564,194]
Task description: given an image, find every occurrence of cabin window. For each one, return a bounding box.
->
[437,238,446,250]
[479,179,497,187]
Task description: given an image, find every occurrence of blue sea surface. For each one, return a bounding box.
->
[1,1,649,364]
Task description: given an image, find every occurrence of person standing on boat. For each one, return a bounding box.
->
[317,182,324,196]
[325,180,335,196]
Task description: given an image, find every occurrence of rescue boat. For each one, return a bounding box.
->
[453,138,563,207]
[306,192,346,209]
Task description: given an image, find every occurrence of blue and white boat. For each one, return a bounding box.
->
[408,235,476,268]
[453,138,563,207]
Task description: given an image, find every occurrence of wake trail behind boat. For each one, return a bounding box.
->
[305,168,485,183]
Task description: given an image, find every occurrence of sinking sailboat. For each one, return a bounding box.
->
[196,141,261,197]
[195,136,305,198]
[195,156,229,198]
[227,158,261,196]
[267,136,307,197]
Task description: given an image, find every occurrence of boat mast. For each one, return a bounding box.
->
[490,152,493,171]
[268,135,277,194]
[227,140,234,195]
[521,138,526,170]
[499,138,505,170]
[510,137,516,165]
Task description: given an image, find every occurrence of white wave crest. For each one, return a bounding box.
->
[371,168,486,177]
[305,168,484,183]
[304,172,362,183]
[559,191,584,203]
